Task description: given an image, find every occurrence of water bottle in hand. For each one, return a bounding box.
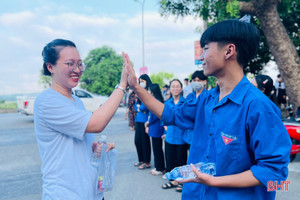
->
[166,162,216,181]
[91,135,107,167]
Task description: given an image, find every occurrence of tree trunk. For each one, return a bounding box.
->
[241,0,300,112]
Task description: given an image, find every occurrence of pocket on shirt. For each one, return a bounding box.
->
[216,130,241,160]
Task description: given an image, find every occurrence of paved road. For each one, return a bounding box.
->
[0,108,299,200]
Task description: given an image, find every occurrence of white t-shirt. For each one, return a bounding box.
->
[34,88,103,200]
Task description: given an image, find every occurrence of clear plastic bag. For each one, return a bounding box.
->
[91,136,118,194]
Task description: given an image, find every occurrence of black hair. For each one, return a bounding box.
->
[169,79,183,88]
[255,75,273,96]
[255,75,277,104]
[200,19,260,68]
[164,88,171,100]
[139,74,152,90]
[169,79,183,97]
[191,70,208,81]
[149,83,164,103]
[184,78,189,81]
[163,84,169,89]
[42,39,76,76]
[137,74,152,104]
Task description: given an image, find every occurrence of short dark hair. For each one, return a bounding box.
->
[163,84,169,89]
[42,39,76,76]
[192,70,208,81]
[200,19,260,68]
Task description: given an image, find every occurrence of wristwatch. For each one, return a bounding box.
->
[115,84,126,94]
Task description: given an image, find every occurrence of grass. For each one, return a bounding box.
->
[0,101,17,109]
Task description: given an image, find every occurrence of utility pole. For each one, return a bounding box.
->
[135,0,145,68]
[141,0,145,68]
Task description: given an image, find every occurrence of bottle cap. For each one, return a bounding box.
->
[99,135,107,142]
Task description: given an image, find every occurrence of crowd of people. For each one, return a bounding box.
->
[123,19,291,200]
[34,19,294,200]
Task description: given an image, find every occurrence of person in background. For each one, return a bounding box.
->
[145,83,166,175]
[183,78,193,98]
[183,70,208,151]
[125,90,136,131]
[274,74,288,115]
[161,79,187,192]
[296,106,300,121]
[34,39,125,200]
[250,74,277,104]
[162,84,170,101]
[164,87,171,101]
[187,70,208,100]
[134,74,152,169]
[123,19,291,200]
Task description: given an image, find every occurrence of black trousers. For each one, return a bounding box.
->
[165,141,187,173]
[135,122,151,163]
[151,137,165,171]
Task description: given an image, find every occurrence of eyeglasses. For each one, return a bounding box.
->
[63,62,86,72]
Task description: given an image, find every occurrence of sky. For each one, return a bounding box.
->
[0,0,205,95]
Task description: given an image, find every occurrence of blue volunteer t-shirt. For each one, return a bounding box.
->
[34,88,103,200]
[162,76,291,200]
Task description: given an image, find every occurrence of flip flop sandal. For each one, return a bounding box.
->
[149,168,156,173]
[151,170,164,175]
[138,164,151,170]
[162,181,177,189]
[175,183,183,192]
[134,162,143,167]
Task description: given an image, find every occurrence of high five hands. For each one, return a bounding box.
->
[122,52,138,89]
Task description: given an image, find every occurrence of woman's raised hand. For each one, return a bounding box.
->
[120,57,128,89]
[122,52,138,89]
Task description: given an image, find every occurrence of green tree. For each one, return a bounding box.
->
[80,46,123,96]
[159,0,300,110]
[207,76,218,89]
[38,70,51,89]
[150,71,174,88]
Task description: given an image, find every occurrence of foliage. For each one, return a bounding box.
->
[80,46,123,96]
[150,71,174,88]
[0,101,17,109]
[207,76,218,89]
[38,70,51,89]
[159,0,299,75]
[278,0,300,56]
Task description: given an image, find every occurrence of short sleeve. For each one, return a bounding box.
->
[36,93,92,140]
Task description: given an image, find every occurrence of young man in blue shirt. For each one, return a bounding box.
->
[122,19,291,200]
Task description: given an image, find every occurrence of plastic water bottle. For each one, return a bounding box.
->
[165,162,216,181]
[91,135,107,167]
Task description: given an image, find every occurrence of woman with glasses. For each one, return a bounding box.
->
[34,39,127,200]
